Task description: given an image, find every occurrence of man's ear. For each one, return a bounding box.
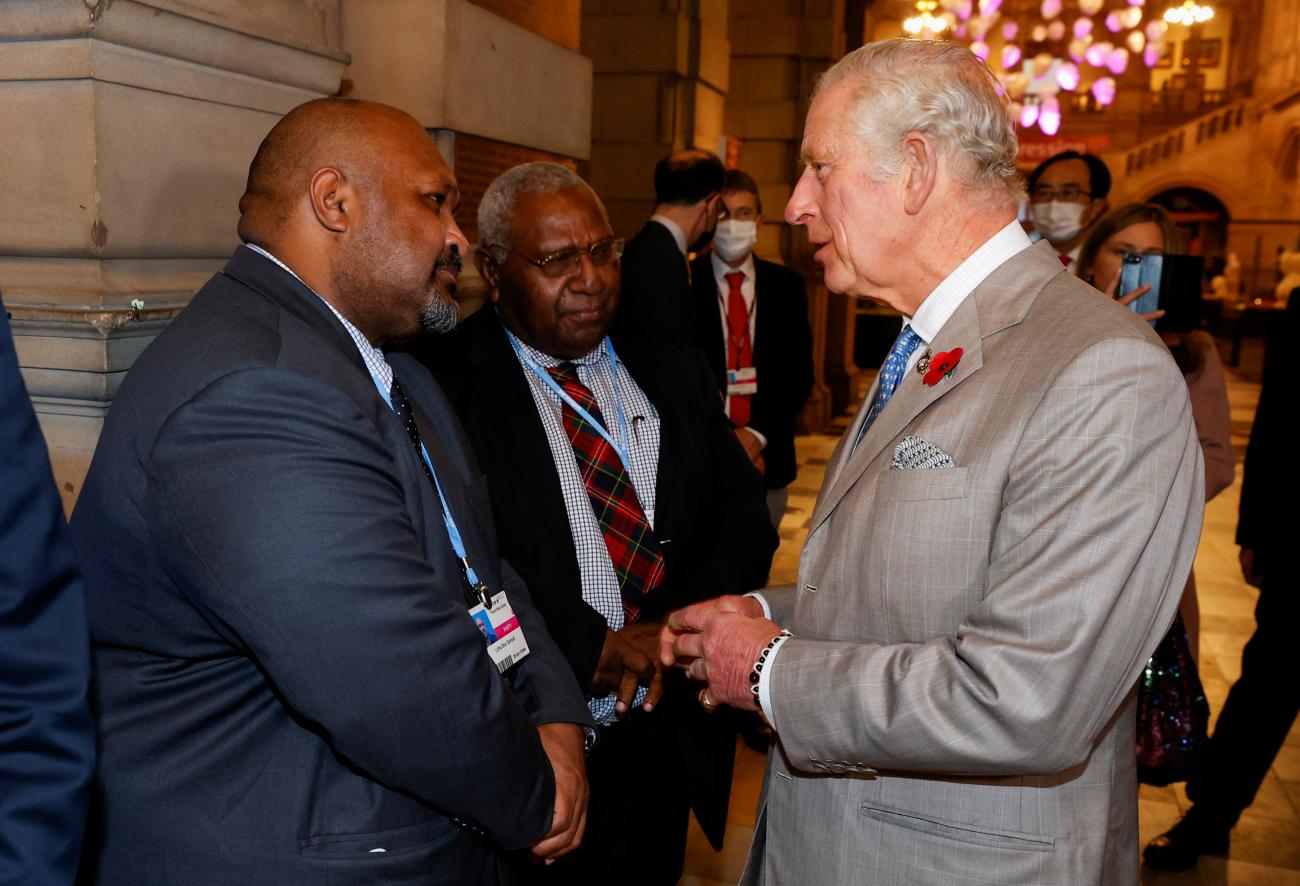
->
[475,248,503,304]
[309,167,351,234]
[900,132,939,216]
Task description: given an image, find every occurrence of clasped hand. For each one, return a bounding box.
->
[658,595,783,712]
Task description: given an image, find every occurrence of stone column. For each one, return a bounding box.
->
[581,0,731,238]
[0,0,348,511]
[727,0,846,427]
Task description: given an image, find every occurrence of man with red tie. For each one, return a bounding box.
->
[691,170,815,527]
[416,161,776,885]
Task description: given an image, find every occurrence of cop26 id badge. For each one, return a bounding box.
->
[468,592,530,673]
[726,366,758,396]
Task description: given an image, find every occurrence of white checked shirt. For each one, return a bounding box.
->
[506,328,662,725]
[752,218,1033,720]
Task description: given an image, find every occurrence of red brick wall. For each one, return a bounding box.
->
[468,0,581,52]
[453,133,578,244]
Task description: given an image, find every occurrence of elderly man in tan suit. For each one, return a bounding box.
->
[661,39,1203,886]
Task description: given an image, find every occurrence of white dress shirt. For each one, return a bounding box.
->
[753,218,1033,720]
[506,328,662,725]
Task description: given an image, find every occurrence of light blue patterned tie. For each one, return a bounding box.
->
[854,324,923,450]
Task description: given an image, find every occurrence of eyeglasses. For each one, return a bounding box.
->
[487,238,625,279]
[1031,185,1092,203]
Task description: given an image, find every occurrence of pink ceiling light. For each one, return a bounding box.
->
[1056,61,1081,90]
[1091,76,1117,106]
[1039,97,1062,135]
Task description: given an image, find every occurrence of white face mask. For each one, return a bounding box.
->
[1031,201,1088,245]
[712,219,758,262]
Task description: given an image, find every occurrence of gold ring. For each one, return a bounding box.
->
[698,687,719,713]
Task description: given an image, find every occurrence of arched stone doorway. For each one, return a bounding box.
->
[1146,186,1230,271]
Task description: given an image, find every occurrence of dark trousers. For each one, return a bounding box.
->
[1186,570,1300,828]
[519,706,692,886]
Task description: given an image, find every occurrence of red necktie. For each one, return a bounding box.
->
[724,271,753,427]
[1060,253,1072,267]
[547,363,665,621]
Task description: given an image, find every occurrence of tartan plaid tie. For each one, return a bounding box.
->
[547,362,665,621]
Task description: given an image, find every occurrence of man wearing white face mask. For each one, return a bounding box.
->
[691,170,815,528]
[1027,150,1111,270]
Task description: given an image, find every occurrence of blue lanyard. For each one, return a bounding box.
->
[506,330,631,465]
[369,374,487,604]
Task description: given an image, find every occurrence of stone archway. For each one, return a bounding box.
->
[1146,186,1230,272]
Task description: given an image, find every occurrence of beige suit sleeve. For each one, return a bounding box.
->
[769,336,1204,777]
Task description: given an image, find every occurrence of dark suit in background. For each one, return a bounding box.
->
[420,306,777,883]
[1183,289,1298,829]
[690,254,815,494]
[70,248,590,886]
[0,298,94,886]
[614,220,693,342]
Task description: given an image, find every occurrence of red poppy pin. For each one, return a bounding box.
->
[921,348,963,386]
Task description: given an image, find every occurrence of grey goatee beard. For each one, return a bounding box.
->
[420,290,459,334]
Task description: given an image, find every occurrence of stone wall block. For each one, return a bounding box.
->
[444,0,593,159]
[0,81,99,257]
[733,100,800,140]
[729,16,801,57]
[730,56,798,103]
[581,13,689,75]
[591,74,663,143]
[587,141,672,205]
[693,82,727,152]
[697,22,730,93]
[736,140,796,185]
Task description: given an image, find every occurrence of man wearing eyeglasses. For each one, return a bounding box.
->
[1026,150,1112,269]
[413,162,777,885]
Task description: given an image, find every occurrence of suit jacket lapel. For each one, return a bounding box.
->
[810,241,1062,533]
[466,313,581,579]
[611,334,680,534]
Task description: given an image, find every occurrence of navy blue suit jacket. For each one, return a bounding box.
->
[0,297,94,886]
[69,249,590,885]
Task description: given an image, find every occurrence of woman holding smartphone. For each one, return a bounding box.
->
[1077,203,1235,655]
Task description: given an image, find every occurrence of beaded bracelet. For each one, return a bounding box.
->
[750,630,793,711]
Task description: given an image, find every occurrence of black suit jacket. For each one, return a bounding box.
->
[1236,288,1296,577]
[417,307,777,847]
[690,254,815,490]
[613,220,694,342]
[0,298,94,886]
[69,247,590,886]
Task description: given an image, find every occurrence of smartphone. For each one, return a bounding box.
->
[1118,253,1205,333]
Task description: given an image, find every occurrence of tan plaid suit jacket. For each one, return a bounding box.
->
[744,241,1205,886]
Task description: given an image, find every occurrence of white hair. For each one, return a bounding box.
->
[477,162,609,259]
[814,39,1023,199]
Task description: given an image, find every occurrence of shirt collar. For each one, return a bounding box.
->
[710,250,755,285]
[649,215,688,256]
[502,318,612,370]
[242,242,394,393]
[907,219,1032,344]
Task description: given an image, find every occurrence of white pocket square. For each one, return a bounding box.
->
[891,435,956,470]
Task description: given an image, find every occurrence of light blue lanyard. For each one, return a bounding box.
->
[369,373,488,605]
[506,330,631,466]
